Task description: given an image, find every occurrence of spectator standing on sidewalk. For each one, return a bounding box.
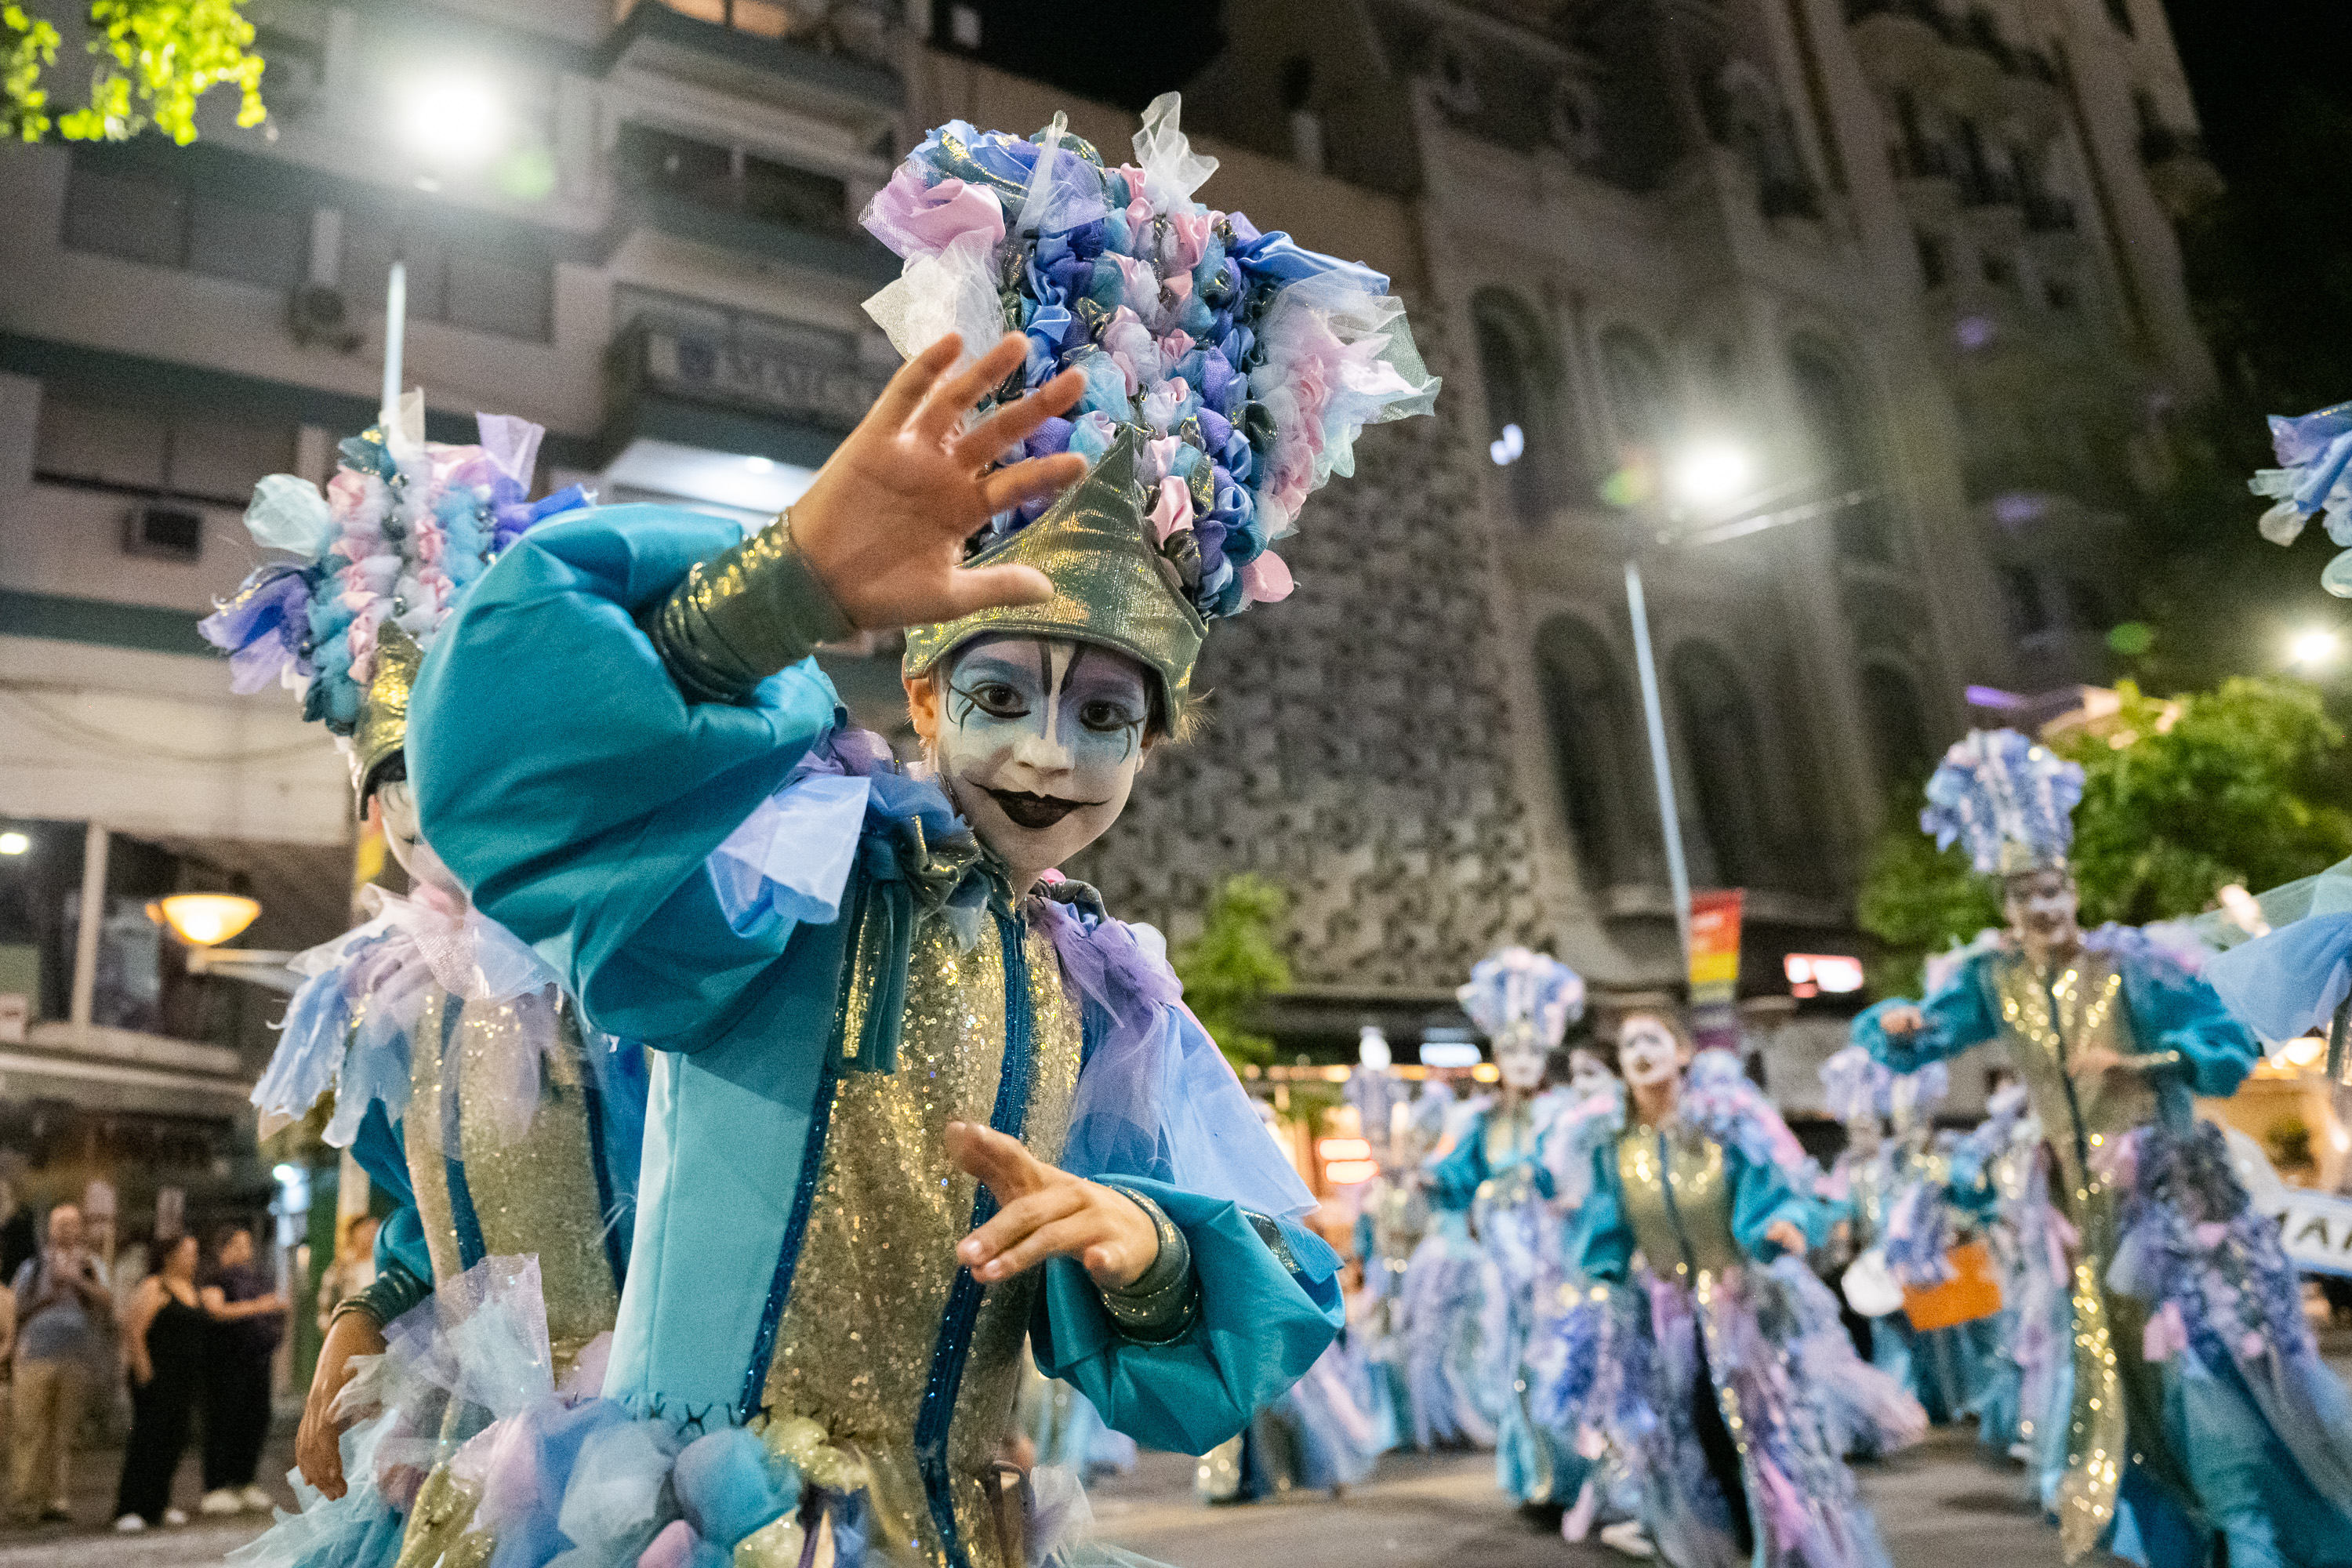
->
[111,1234,205,1532]
[197,1225,284,1515]
[8,1204,111,1526]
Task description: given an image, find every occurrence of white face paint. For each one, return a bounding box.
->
[1566,1048,1617,1102]
[1493,1028,1549,1093]
[375,779,465,903]
[931,634,1153,887]
[1617,1014,1686,1092]
[2003,867,2081,958]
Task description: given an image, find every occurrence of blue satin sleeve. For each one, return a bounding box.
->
[1729,1145,1821,1260]
[1030,1176,1342,1455]
[1572,1143,1633,1283]
[1852,953,2001,1073]
[2119,947,2260,1099]
[1424,1120,1489,1213]
[370,1206,433,1289]
[407,506,840,1051]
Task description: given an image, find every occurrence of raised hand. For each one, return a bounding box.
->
[946,1120,1160,1290]
[790,333,1087,631]
[1877,1005,1926,1038]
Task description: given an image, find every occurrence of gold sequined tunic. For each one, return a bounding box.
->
[1987,949,2191,1559]
[405,985,628,1369]
[756,908,1084,1568]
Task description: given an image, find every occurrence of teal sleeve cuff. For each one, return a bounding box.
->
[338,1259,431,1330]
[1097,1186,1197,1345]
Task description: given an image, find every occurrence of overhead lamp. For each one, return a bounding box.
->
[152,894,262,948]
[2289,627,2342,672]
[1668,441,1755,510]
[0,832,27,855]
[397,71,506,172]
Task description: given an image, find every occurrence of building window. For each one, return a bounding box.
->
[1534,615,1646,891]
[1915,230,1949,289]
[615,122,851,235]
[2000,564,2049,637]
[1671,643,1778,890]
[34,395,295,509]
[2102,0,2134,36]
[341,211,554,342]
[616,0,797,41]
[1982,251,2015,288]
[1787,340,1895,564]
[1598,326,1675,460]
[1859,662,1935,789]
[1471,289,1568,523]
[62,163,307,291]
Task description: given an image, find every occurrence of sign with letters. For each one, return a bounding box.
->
[2267,1188,2352,1279]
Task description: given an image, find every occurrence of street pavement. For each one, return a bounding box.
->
[0,1422,2102,1567]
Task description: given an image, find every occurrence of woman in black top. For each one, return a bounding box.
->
[113,1234,205,1531]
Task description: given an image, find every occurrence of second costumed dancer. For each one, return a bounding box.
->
[1537,1012,1907,1568]
[400,93,1436,1568]
[1857,729,2352,1566]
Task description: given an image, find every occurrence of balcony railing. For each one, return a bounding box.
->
[608,314,893,448]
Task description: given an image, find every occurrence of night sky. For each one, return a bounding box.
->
[2161,0,2352,180]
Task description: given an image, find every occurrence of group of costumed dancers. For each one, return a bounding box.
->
[187,83,2352,1568]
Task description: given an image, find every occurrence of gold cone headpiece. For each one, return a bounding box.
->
[350,622,421,796]
[902,427,1207,715]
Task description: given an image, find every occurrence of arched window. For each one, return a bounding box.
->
[1859,662,1936,789]
[1597,326,1675,461]
[1534,616,1646,890]
[1786,340,1894,564]
[1472,289,1567,522]
[1671,643,1777,890]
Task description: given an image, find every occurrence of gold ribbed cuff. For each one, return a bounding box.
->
[644,510,856,705]
[1098,1187,1197,1344]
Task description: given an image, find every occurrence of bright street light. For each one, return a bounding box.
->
[397,71,506,172]
[151,893,262,948]
[743,455,775,474]
[0,832,26,855]
[1669,441,1754,510]
[2289,627,2342,671]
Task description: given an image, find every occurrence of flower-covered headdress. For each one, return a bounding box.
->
[1819,1044,1947,1127]
[2249,402,2352,595]
[1457,946,1586,1051]
[1920,728,2083,877]
[869,93,1439,715]
[199,397,586,793]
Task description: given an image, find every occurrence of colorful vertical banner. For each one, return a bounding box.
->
[1688,889,1744,1054]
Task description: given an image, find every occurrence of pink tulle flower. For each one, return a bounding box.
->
[1168,208,1211,274]
[863,165,1006,260]
[1158,328,1194,363]
[2143,1301,2188,1363]
[1149,477,1192,543]
[2192,1221,2230,1250]
[1241,550,1294,604]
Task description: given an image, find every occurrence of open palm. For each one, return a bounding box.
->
[791,332,1086,630]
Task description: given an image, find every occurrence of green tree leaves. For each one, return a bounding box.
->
[5,0,263,143]
[1171,873,1291,1073]
[1858,677,2352,996]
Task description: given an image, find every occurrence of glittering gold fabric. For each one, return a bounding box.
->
[759,911,1084,1568]
[902,428,1206,718]
[1614,1123,1744,1283]
[646,512,855,706]
[453,998,624,1364]
[1988,949,2185,1561]
[405,986,625,1372]
[353,622,422,793]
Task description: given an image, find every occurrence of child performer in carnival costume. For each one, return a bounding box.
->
[1396,1071,1500,1450]
[1428,947,1587,1511]
[1856,729,2352,1567]
[1816,1050,1994,1427]
[399,94,1436,1568]
[1536,1011,1911,1568]
[197,405,648,1568]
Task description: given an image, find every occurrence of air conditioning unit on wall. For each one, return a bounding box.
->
[123,503,205,563]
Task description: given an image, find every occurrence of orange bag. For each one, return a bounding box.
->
[1900,1240,2004,1330]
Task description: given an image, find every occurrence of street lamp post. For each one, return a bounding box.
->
[1622,548,1693,959]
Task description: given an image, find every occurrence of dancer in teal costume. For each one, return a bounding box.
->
[404,93,1436,1568]
[1429,946,1588,1512]
[1857,728,2352,1568]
